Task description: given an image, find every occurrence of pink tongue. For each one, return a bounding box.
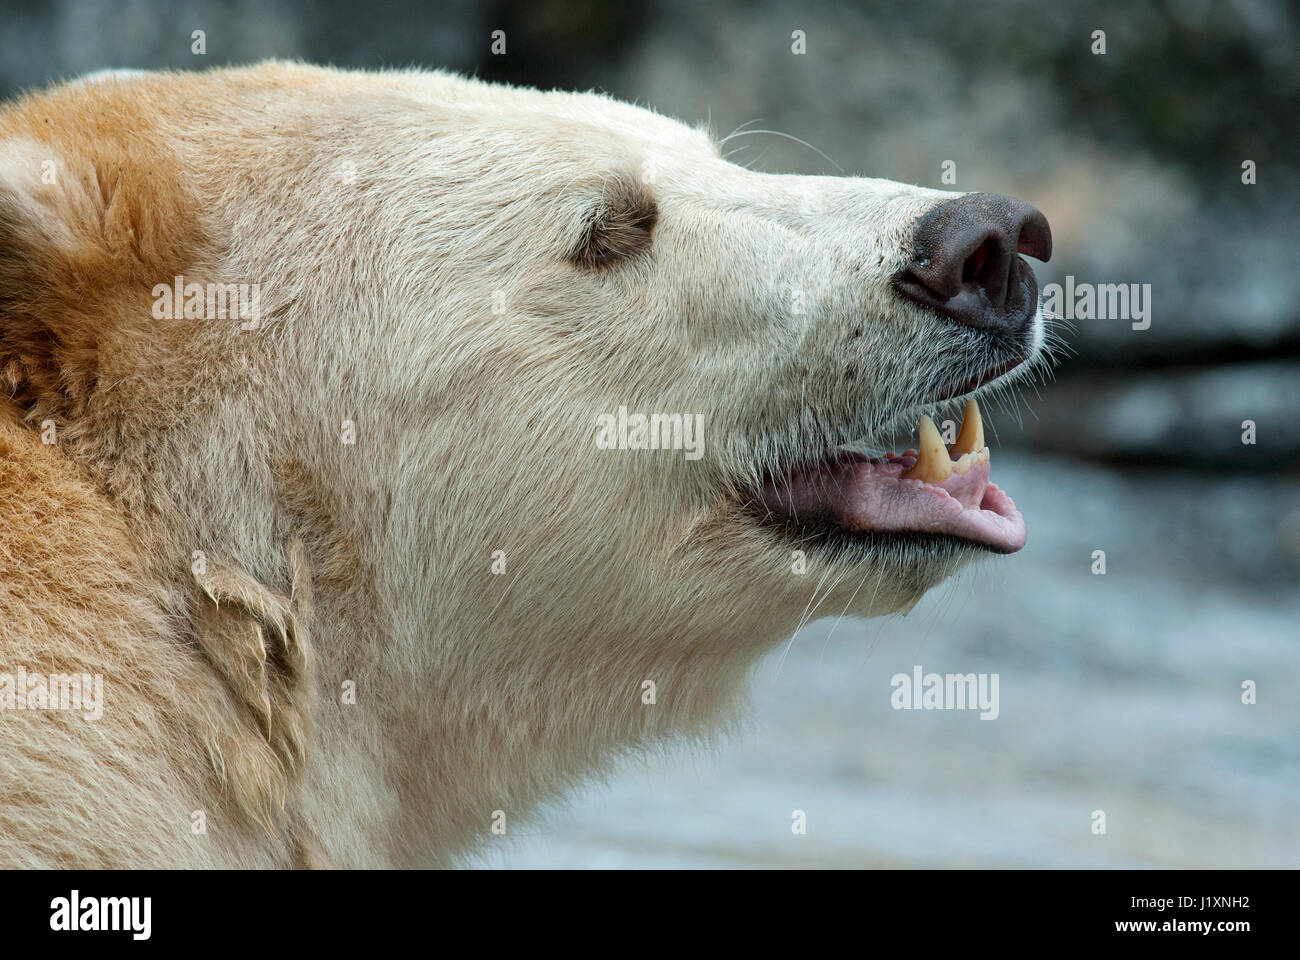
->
[758,454,1027,553]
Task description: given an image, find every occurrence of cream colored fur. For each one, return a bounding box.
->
[0,62,1044,867]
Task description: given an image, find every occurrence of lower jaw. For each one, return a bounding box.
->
[744,514,987,612]
[752,511,1013,560]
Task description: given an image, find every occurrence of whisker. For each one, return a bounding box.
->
[717,128,844,173]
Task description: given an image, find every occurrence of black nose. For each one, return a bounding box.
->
[893,192,1052,333]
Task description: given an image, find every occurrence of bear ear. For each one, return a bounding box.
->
[0,138,110,422]
[570,176,658,269]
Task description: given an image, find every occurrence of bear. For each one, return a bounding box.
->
[0,62,1051,867]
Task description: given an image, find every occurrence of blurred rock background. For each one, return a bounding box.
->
[2,0,1294,866]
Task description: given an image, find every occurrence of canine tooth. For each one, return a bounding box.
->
[901,416,953,482]
[950,399,985,456]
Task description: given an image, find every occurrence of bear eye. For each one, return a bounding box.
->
[570,182,658,269]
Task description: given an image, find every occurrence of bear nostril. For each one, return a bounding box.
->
[893,192,1053,333]
[961,237,994,285]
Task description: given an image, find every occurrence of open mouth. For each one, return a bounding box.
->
[751,398,1025,554]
